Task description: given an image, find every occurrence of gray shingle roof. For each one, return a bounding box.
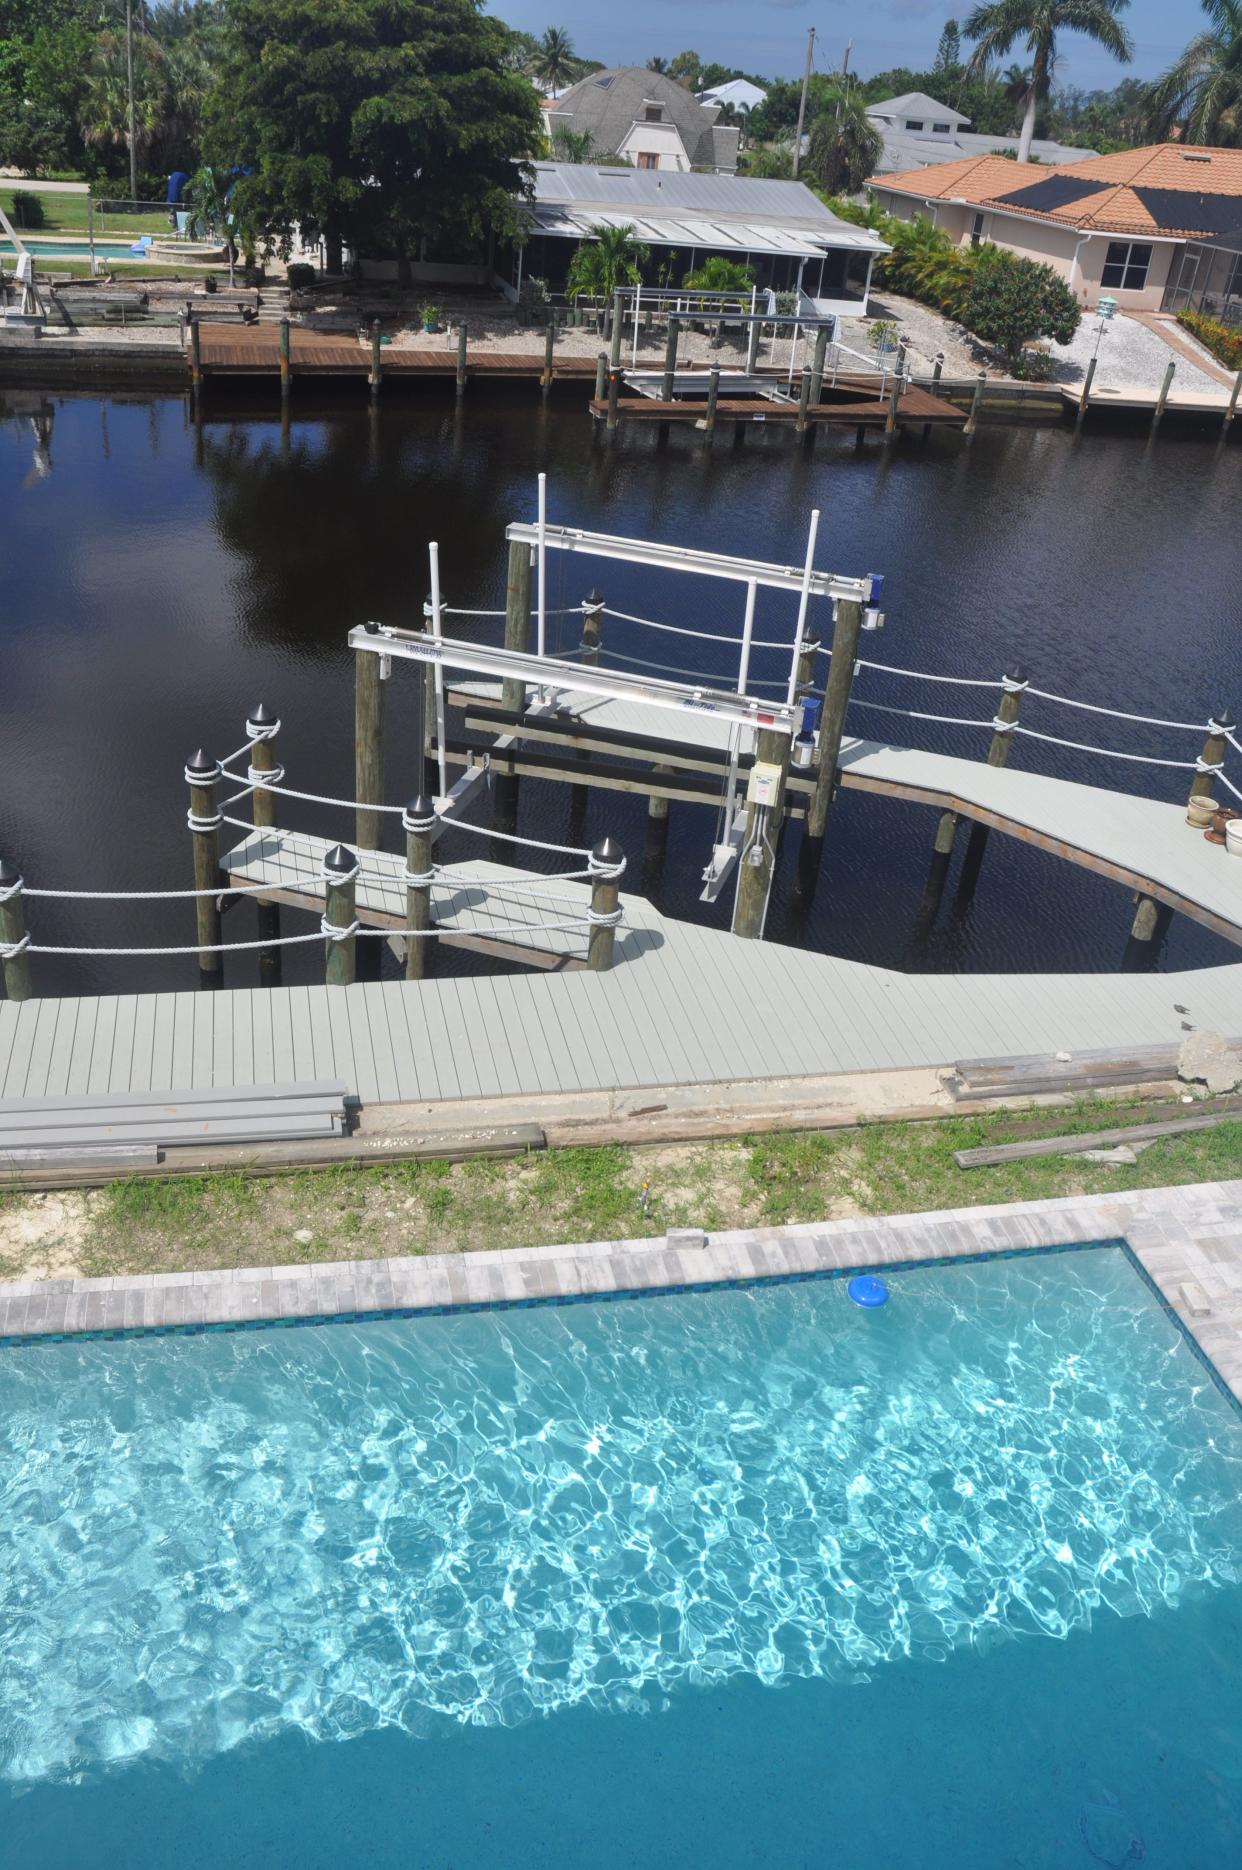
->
[546,67,737,172]
[867,92,970,128]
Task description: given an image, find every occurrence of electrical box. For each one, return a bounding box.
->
[747,761,783,807]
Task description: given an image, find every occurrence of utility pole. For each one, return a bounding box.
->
[791,26,816,179]
[125,0,137,202]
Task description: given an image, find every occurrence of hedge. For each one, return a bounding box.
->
[1176,310,1242,372]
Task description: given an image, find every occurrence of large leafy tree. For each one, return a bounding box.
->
[963,246,1080,361]
[205,0,542,279]
[806,92,884,193]
[964,0,1133,160]
[1147,0,1242,145]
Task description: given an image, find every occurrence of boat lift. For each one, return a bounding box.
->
[350,481,882,932]
[0,199,46,330]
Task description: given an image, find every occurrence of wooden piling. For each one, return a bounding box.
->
[885,343,906,440]
[541,318,555,394]
[369,319,382,398]
[402,795,435,980]
[1077,354,1097,425]
[746,314,761,375]
[0,859,32,1003]
[587,837,624,970]
[1191,711,1235,801]
[795,364,812,435]
[1123,894,1174,971]
[322,844,358,986]
[189,314,201,396]
[734,725,789,940]
[1225,369,1242,433]
[808,325,829,406]
[805,597,865,842]
[246,702,280,831]
[278,318,291,399]
[186,749,222,978]
[957,665,1029,893]
[594,349,607,412]
[501,537,532,716]
[354,630,385,852]
[455,322,468,396]
[703,364,720,436]
[609,290,624,370]
[964,372,986,438]
[606,365,622,433]
[1151,359,1175,435]
[922,353,944,441]
[661,316,679,400]
[580,587,604,666]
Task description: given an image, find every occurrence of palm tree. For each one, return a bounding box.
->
[79,30,169,173]
[531,26,578,93]
[1147,0,1242,144]
[565,223,650,301]
[551,128,607,164]
[806,94,884,194]
[683,256,755,291]
[647,56,668,74]
[964,0,1134,161]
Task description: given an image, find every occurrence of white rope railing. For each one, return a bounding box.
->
[15,917,612,959]
[601,604,798,653]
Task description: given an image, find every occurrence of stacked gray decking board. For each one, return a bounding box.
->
[0,1080,349,1152]
[0,910,1238,1109]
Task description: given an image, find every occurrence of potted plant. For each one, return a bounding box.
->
[420,302,441,333]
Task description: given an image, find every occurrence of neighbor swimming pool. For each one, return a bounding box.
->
[2,1244,1240,1867]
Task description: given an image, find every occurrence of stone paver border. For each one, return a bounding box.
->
[1,1181,1239,1402]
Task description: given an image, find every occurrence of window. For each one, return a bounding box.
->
[1101,241,1153,291]
[1226,251,1242,302]
[904,119,924,131]
[644,105,663,122]
[933,121,952,134]
[971,211,988,246]
[636,151,659,170]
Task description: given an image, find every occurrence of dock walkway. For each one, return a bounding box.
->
[453,682,1242,946]
[0,912,1236,1112]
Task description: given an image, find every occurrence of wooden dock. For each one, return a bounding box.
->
[196,322,597,382]
[590,375,966,431]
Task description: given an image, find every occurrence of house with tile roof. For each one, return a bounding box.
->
[544,68,739,175]
[869,143,1242,312]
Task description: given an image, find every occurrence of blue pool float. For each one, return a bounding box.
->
[847,1274,889,1308]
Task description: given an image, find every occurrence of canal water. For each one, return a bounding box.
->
[1,384,1238,999]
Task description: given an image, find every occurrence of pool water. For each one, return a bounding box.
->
[3,1245,1241,1867]
[0,240,150,261]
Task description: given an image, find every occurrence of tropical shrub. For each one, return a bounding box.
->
[682,256,754,292]
[10,189,45,229]
[565,222,650,300]
[1010,346,1057,380]
[962,248,1080,365]
[1177,309,1242,370]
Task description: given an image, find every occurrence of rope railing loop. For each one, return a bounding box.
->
[990,716,1017,733]
[0,931,30,961]
[1000,673,1029,694]
[0,874,23,905]
[585,903,624,929]
[320,853,361,888]
[245,713,281,743]
[402,867,436,888]
[588,848,627,882]
[401,801,438,835]
[246,761,286,790]
[319,914,360,943]
[186,807,223,833]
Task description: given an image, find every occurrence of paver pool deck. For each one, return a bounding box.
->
[2,1180,1240,1405]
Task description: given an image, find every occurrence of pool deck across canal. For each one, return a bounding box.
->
[1,1182,1240,1409]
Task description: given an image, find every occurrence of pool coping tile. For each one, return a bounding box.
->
[1,1181,1241,1400]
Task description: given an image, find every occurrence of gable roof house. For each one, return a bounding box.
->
[869,143,1242,312]
[697,79,767,116]
[545,67,740,174]
[865,90,1093,175]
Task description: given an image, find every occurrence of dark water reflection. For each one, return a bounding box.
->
[1,383,1238,998]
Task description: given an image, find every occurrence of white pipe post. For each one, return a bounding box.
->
[736,578,757,696]
[632,282,641,372]
[428,539,448,802]
[536,471,547,660]
[785,509,821,707]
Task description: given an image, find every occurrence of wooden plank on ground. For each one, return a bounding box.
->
[954,1110,1238,1168]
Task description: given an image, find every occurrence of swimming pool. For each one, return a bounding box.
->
[0,239,165,262]
[3,1243,1240,1866]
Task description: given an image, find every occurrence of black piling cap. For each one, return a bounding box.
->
[1215,709,1236,732]
[406,793,434,820]
[363,620,380,635]
[248,701,276,727]
[1006,662,1030,685]
[0,857,20,888]
[585,587,603,608]
[592,836,624,865]
[325,844,357,876]
[186,748,216,777]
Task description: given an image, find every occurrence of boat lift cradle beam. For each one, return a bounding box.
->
[348,625,802,736]
[504,522,878,606]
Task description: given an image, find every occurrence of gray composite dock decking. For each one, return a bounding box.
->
[0,909,1237,1110]
[223,837,663,968]
[455,682,1242,943]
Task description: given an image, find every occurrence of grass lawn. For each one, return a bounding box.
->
[1,187,160,237]
[2,1101,1238,1284]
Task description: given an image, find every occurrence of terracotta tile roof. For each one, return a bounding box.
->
[872,145,1242,241]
